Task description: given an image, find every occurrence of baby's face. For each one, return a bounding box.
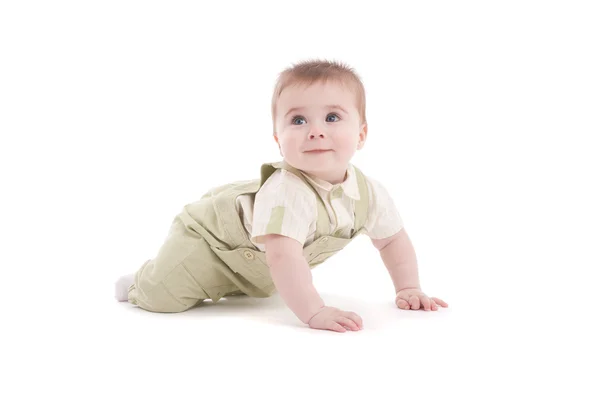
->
[274,81,367,181]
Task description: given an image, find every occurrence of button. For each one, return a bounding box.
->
[243,250,254,260]
[321,237,329,243]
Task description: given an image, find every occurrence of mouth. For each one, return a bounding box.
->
[304,149,333,154]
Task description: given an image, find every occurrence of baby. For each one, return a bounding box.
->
[115,59,448,333]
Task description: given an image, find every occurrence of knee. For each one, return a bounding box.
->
[129,279,196,313]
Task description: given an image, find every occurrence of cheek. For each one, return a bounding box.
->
[333,135,359,153]
[280,134,301,153]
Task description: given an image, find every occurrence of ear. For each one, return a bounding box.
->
[357,123,368,150]
[273,133,283,157]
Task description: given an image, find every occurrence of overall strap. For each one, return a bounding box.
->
[215,161,369,250]
[212,161,332,250]
[352,165,370,236]
[267,162,371,239]
[263,161,331,238]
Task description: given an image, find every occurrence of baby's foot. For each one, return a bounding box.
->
[115,273,135,302]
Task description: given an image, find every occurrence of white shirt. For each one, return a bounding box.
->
[235,164,404,251]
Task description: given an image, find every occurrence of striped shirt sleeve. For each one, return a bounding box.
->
[251,170,316,245]
[363,176,405,239]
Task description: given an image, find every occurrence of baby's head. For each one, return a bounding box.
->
[271,59,368,183]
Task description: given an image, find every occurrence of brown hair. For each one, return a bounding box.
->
[271,59,367,133]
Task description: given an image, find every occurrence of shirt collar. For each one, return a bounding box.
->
[299,164,361,201]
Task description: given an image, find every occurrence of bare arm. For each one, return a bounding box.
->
[263,234,325,324]
[372,228,448,310]
[371,228,421,293]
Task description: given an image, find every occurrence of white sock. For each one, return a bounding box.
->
[115,273,135,302]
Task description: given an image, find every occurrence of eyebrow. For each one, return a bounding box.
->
[284,104,349,119]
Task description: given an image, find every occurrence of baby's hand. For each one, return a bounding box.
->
[395,288,448,311]
[307,306,363,333]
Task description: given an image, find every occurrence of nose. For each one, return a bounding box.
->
[308,126,326,140]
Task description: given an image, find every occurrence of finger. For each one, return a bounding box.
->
[410,295,420,310]
[396,298,410,310]
[431,301,438,311]
[431,297,448,307]
[328,321,347,333]
[337,317,359,331]
[420,295,431,311]
[345,312,363,329]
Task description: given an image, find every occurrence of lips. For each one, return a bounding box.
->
[304,149,332,153]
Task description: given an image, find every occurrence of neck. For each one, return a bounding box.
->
[280,160,349,184]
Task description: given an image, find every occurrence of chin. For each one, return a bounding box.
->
[286,155,338,172]
[302,159,332,171]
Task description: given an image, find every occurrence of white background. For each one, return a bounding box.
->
[1,1,599,399]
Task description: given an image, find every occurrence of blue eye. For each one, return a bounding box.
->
[326,113,340,122]
[292,116,306,125]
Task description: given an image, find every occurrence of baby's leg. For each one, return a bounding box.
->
[115,273,135,302]
[124,215,235,313]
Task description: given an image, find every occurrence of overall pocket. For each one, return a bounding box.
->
[303,235,351,267]
[211,247,273,290]
[308,250,340,267]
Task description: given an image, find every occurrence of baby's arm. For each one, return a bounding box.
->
[371,228,420,292]
[263,234,324,323]
[372,228,448,310]
[263,234,363,332]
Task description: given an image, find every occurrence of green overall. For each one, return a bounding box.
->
[128,161,370,312]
